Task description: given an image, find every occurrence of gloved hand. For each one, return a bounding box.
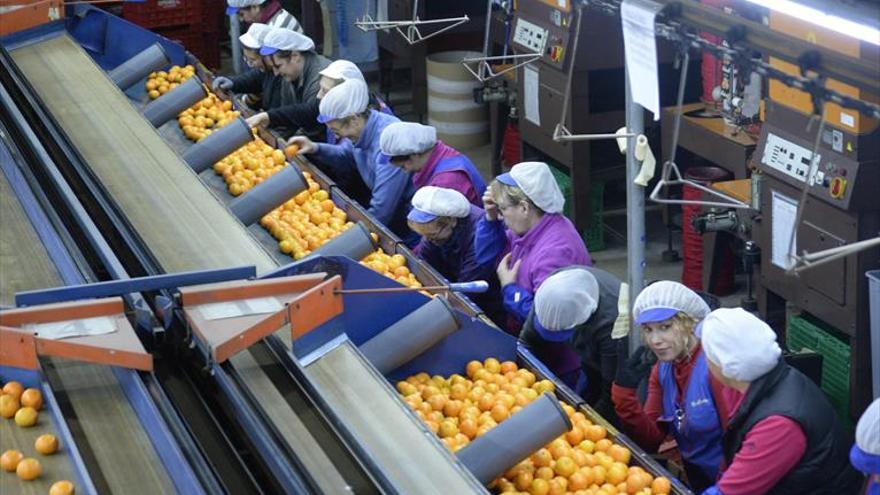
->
[212,76,233,91]
[615,341,656,389]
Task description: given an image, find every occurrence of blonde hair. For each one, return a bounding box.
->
[489,180,540,211]
[643,311,699,360]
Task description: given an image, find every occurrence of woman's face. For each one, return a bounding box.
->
[410,218,456,245]
[243,49,265,70]
[642,317,692,362]
[497,200,532,235]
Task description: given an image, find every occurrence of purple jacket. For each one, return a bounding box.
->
[412,141,486,206]
[507,213,591,293]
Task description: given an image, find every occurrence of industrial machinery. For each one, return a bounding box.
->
[753,12,879,415]
[1,7,688,493]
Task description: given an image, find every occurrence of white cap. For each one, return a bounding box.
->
[239,23,270,50]
[632,281,711,326]
[407,187,471,223]
[535,268,599,333]
[380,122,437,157]
[496,162,565,214]
[700,308,782,382]
[319,59,365,83]
[856,399,880,455]
[317,79,369,123]
[259,28,315,55]
[226,0,262,14]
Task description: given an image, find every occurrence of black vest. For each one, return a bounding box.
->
[722,360,862,494]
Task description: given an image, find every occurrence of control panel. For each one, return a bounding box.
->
[512,18,549,54]
[761,133,824,186]
[511,1,574,70]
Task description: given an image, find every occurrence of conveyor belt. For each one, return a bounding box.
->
[9,34,394,492]
[10,34,276,276]
[1,160,175,494]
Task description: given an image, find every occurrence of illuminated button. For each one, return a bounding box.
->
[830,177,847,199]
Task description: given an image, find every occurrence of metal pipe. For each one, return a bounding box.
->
[456,393,572,484]
[143,78,207,127]
[359,297,460,374]
[306,221,375,261]
[182,117,253,173]
[230,14,242,75]
[228,165,308,225]
[625,64,646,355]
[109,43,170,90]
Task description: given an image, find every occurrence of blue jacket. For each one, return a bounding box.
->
[313,111,415,238]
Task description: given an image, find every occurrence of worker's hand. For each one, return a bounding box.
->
[483,189,499,221]
[246,112,270,128]
[496,253,521,287]
[614,342,656,389]
[212,76,233,91]
[287,136,317,154]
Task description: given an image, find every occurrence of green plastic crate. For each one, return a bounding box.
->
[547,163,605,252]
[787,315,851,422]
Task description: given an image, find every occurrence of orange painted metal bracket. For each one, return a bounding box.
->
[0,298,153,371]
[179,274,343,364]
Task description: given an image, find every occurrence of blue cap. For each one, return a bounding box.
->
[850,444,880,475]
[259,46,279,56]
[377,152,391,165]
[316,113,334,124]
[407,208,437,224]
[533,318,575,343]
[225,6,239,14]
[635,307,680,325]
[496,172,517,186]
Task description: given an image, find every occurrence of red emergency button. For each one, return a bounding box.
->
[550,45,564,61]
[830,177,847,199]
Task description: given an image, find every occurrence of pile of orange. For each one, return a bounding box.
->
[0,381,74,492]
[178,94,240,142]
[397,360,671,495]
[145,64,195,99]
[361,249,423,289]
[213,136,286,196]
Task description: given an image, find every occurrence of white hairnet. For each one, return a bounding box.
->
[380,122,437,156]
[227,0,261,8]
[701,308,781,382]
[499,162,565,214]
[632,281,711,325]
[259,28,315,54]
[535,268,599,331]
[239,23,271,50]
[319,59,365,83]
[856,399,880,455]
[318,79,369,123]
[408,187,471,223]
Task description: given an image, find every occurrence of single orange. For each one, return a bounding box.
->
[15,457,40,480]
[35,434,58,455]
[0,394,19,418]
[529,478,550,495]
[49,480,75,495]
[284,144,300,158]
[651,476,672,495]
[14,406,37,427]
[2,381,24,400]
[0,450,23,472]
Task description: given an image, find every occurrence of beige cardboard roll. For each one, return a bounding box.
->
[633,135,656,186]
[611,282,631,339]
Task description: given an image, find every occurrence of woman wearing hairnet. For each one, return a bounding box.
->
[474,161,591,328]
[379,122,486,206]
[699,308,862,495]
[407,187,503,322]
[519,266,623,419]
[212,24,287,114]
[851,398,880,494]
[288,79,417,245]
[612,281,736,491]
[316,59,393,146]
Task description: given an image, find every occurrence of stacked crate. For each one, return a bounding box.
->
[122,0,224,68]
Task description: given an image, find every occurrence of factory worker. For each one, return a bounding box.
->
[519,266,621,419]
[407,187,503,321]
[211,23,286,111]
[380,122,486,206]
[699,308,862,495]
[474,161,591,331]
[287,79,417,245]
[317,59,393,146]
[612,281,735,491]
[226,0,302,32]
[851,399,880,494]
[245,28,330,140]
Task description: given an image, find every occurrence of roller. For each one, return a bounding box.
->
[182,117,253,173]
[306,222,375,261]
[108,43,170,90]
[229,165,308,225]
[456,392,572,485]
[359,297,460,374]
[143,77,207,127]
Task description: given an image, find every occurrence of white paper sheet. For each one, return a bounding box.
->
[199,297,283,321]
[524,65,541,126]
[771,190,798,270]
[621,0,662,120]
[27,316,117,341]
